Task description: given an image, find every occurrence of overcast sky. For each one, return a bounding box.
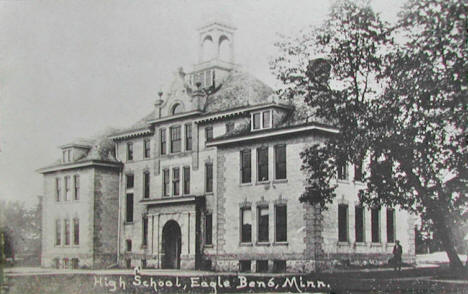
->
[0,0,405,205]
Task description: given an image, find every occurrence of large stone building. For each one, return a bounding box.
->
[38,22,415,272]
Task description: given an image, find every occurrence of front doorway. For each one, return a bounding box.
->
[161,220,182,269]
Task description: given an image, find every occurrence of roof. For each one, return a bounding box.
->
[204,70,277,113]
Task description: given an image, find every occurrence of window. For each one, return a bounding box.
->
[170,126,181,153]
[337,160,348,180]
[355,206,365,242]
[144,139,151,158]
[126,174,134,189]
[143,172,150,199]
[387,208,395,243]
[240,150,251,184]
[252,110,272,130]
[226,122,234,133]
[273,260,286,273]
[73,218,79,245]
[354,161,363,181]
[185,124,192,151]
[64,219,70,245]
[205,213,212,245]
[126,194,134,223]
[205,163,213,193]
[275,205,287,242]
[73,175,80,200]
[262,111,271,128]
[126,239,132,252]
[371,208,380,243]
[67,149,71,162]
[65,176,71,201]
[240,207,252,243]
[183,167,190,195]
[63,150,66,163]
[56,178,61,202]
[160,129,167,155]
[205,126,213,143]
[172,168,180,196]
[172,103,183,115]
[274,145,286,180]
[55,219,61,245]
[239,260,251,272]
[127,142,133,161]
[71,258,79,269]
[256,260,268,273]
[163,169,170,196]
[257,147,269,182]
[338,204,348,242]
[142,217,148,247]
[257,206,269,243]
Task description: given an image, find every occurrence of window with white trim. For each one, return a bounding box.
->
[251,110,272,131]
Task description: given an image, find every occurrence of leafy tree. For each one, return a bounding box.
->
[271,0,467,272]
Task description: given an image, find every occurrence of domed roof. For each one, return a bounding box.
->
[204,70,274,113]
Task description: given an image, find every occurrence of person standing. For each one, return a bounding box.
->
[393,240,403,271]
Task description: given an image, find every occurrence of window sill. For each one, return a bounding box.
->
[124,221,134,226]
[205,192,214,195]
[354,242,367,246]
[239,242,253,247]
[273,179,288,184]
[273,241,288,246]
[370,242,383,247]
[204,244,213,248]
[337,241,351,246]
[256,242,270,246]
[255,181,270,186]
[337,179,350,184]
[240,182,252,187]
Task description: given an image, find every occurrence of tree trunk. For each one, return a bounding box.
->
[434,216,465,273]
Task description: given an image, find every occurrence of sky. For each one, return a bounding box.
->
[0,0,405,206]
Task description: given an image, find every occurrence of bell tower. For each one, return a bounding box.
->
[187,22,237,90]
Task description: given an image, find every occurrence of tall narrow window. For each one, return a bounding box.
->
[126,194,134,223]
[338,160,348,180]
[338,204,348,242]
[240,207,252,243]
[240,150,251,184]
[205,163,213,193]
[126,174,134,189]
[55,219,61,245]
[56,178,61,202]
[64,219,70,245]
[160,129,167,155]
[371,208,380,243]
[142,216,148,247]
[355,206,365,242]
[205,126,213,143]
[262,111,271,128]
[143,171,150,199]
[172,168,180,196]
[67,149,71,162]
[126,240,132,252]
[386,208,395,243]
[252,113,261,130]
[274,145,286,180]
[257,206,269,242]
[170,126,181,153]
[354,161,363,181]
[185,124,192,151]
[163,169,169,196]
[183,167,190,195]
[257,147,269,182]
[63,150,66,163]
[65,176,71,201]
[226,122,234,133]
[73,218,79,245]
[127,142,133,161]
[275,205,287,242]
[73,175,80,200]
[205,213,212,245]
[144,139,151,158]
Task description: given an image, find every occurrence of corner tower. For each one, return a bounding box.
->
[187,22,237,90]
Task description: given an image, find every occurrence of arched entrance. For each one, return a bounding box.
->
[161,220,182,269]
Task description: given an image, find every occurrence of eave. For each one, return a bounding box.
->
[206,124,339,147]
[37,160,123,174]
[109,128,153,141]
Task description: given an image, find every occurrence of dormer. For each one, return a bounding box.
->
[60,143,92,163]
[250,104,293,132]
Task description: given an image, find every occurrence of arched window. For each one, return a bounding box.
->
[201,35,216,62]
[172,103,183,115]
[218,35,231,62]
